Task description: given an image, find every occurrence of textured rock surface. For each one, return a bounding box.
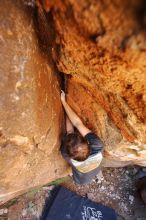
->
[41,0,146,166]
[0,0,69,204]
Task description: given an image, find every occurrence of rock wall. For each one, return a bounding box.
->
[0,0,69,204]
[0,0,146,204]
[41,0,146,166]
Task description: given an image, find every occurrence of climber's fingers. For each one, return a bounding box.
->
[61,90,66,102]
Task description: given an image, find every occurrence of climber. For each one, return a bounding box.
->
[60,90,104,185]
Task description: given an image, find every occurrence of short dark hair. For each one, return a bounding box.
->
[63,133,90,161]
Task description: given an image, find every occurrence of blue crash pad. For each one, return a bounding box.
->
[45,186,117,220]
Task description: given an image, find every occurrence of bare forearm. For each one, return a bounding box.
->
[61,90,91,136]
[62,100,82,127]
[66,115,74,133]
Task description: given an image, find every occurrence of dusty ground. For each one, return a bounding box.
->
[0,166,146,220]
[63,167,146,220]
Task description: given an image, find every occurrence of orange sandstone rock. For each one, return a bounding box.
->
[0,0,69,204]
[0,0,146,204]
[42,0,146,166]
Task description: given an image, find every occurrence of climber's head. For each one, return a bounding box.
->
[64,133,90,161]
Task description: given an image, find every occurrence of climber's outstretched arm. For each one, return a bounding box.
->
[66,115,74,134]
[61,91,91,137]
